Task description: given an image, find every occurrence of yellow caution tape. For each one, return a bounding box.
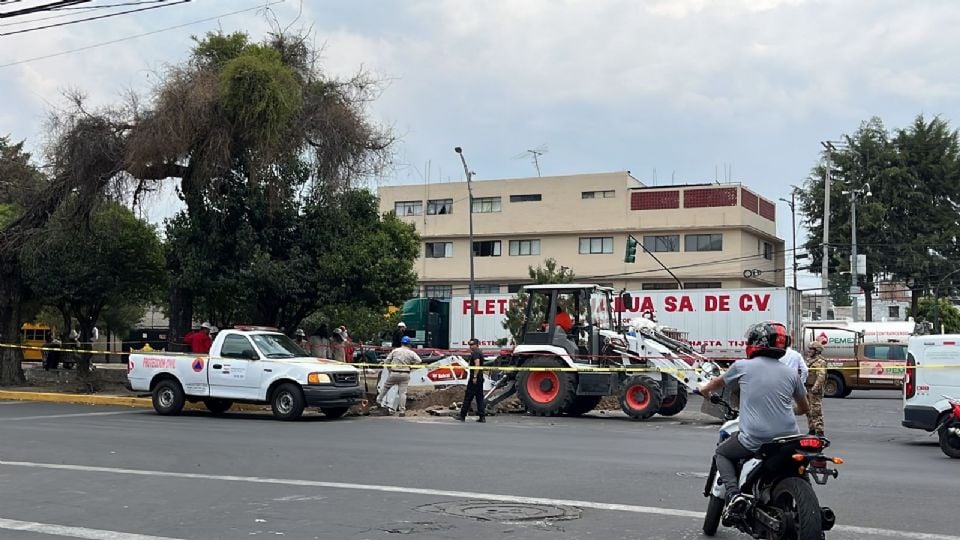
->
[3,342,958,372]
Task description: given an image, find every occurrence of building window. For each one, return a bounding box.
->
[424,285,452,299]
[473,284,501,294]
[509,239,541,256]
[889,305,900,318]
[472,196,501,213]
[510,194,542,202]
[425,242,453,258]
[684,282,722,289]
[685,233,723,252]
[763,242,774,260]
[473,240,502,257]
[642,282,679,290]
[579,237,614,254]
[427,198,453,215]
[394,200,422,216]
[582,190,616,199]
[643,235,680,253]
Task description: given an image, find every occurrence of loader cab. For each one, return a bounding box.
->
[519,284,615,364]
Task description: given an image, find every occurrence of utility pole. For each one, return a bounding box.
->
[844,184,871,322]
[454,146,476,339]
[820,141,834,321]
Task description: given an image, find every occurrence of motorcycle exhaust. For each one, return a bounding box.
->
[820,507,836,531]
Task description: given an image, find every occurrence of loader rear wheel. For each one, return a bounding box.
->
[658,387,688,417]
[517,357,576,416]
[564,395,602,416]
[620,375,662,420]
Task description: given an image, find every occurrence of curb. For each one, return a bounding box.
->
[0,390,268,412]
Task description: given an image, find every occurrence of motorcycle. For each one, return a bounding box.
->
[936,395,960,459]
[700,392,841,540]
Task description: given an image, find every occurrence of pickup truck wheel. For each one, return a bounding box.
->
[204,398,233,415]
[824,373,846,398]
[271,383,305,421]
[152,380,185,416]
[322,407,349,419]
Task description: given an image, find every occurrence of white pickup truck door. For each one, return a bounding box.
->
[208,334,264,399]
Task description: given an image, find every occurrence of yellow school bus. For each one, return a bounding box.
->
[20,323,52,361]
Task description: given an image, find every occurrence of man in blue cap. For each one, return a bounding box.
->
[376,335,419,417]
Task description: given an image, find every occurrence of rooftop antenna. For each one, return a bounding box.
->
[512,144,549,176]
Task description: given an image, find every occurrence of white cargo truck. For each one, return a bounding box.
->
[127,327,363,420]
[615,287,803,361]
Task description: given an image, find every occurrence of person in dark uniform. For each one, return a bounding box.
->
[458,338,486,423]
[392,321,407,348]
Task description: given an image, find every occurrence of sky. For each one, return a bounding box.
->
[3,0,960,290]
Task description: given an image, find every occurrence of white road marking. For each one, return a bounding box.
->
[0,517,184,540]
[0,411,140,422]
[1,460,956,540]
[0,401,27,405]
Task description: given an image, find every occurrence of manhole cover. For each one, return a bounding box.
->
[416,500,581,522]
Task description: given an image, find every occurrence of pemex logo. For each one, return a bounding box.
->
[817,332,828,345]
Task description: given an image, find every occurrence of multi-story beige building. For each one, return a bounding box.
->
[378,171,785,297]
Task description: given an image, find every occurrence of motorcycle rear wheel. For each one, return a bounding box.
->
[771,477,822,540]
[939,420,960,459]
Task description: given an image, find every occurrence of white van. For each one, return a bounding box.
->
[902,335,960,432]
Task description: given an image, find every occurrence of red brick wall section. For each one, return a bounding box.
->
[631,190,680,210]
[759,198,776,221]
[740,188,759,214]
[683,187,738,208]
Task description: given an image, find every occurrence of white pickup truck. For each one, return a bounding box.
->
[127,328,364,420]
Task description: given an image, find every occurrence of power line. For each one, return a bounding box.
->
[0,1,89,19]
[51,0,173,8]
[0,0,190,36]
[0,0,284,68]
[0,0,172,27]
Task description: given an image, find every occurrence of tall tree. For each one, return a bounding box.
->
[797,115,960,318]
[1,110,127,385]
[22,201,166,374]
[122,31,392,348]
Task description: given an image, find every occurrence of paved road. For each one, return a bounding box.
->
[0,391,955,540]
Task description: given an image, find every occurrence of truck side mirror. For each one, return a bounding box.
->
[621,292,632,308]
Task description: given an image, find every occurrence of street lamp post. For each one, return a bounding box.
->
[779,190,798,290]
[842,183,871,322]
[454,146,476,340]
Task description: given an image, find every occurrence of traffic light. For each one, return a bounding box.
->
[624,235,638,263]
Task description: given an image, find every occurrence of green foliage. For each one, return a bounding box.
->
[0,204,14,228]
[167,182,420,331]
[23,201,166,337]
[219,45,302,149]
[502,258,576,339]
[191,31,250,67]
[913,297,960,333]
[828,272,852,307]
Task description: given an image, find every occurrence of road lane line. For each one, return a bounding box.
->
[0,401,27,405]
[1,460,957,540]
[0,517,184,540]
[0,411,141,422]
